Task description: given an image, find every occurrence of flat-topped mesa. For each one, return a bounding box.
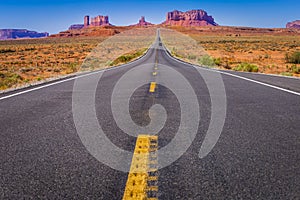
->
[164,9,218,26]
[0,29,49,40]
[286,20,300,29]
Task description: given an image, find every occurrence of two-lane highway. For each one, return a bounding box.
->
[1,31,299,199]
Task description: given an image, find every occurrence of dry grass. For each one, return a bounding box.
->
[0,37,106,90]
[0,27,157,91]
[165,26,300,77]
[193,34,300,76]
[110,48,148,66]
[81,27,156,71]
[160,28,208,65]
[3,25,298,91]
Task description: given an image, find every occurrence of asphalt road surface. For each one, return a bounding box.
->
[1,32,299,199]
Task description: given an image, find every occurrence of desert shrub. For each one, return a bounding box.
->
[233,63,259,72]
[285,51,300,64]
[224,62,232,69]
[187,55,197,60]
[290,65,300,74]
[67,63,78,73]
[198,55,216,67]
[110,48,146,66]
[280,72,293,76]
[0,49,16,53]
[24,47,36,51]
[213,58,222,66]
[0,73,23,90]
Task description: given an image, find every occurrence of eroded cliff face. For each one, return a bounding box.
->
[69,15,111,30]
[0,29,49,40]
[286,20,300,29]
[163,10,218,26]
[90,15,110,26]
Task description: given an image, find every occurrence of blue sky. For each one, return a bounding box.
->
[0,0,299,34]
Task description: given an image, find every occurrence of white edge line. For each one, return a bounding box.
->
[162,44,300,97]
[215,70,300,96]
[220,69,300,80]
[0,70,100,101]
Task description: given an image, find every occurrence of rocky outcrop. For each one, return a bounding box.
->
[69,15,111,30]
[90,15,110,26]
[0,29,49,40]
[286,20,300,29]
[137,16,153,26]
[163,10,218,26]
[131,16,153,27]
[84,15,90,28]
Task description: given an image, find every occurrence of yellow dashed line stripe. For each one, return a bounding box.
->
[123,135,158,200]
[152,72,157,76]
[149,82,156,93]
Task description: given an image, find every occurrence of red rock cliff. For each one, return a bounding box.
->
[90,15,110,26]
[69,15,111,30]
[164,10,218,26]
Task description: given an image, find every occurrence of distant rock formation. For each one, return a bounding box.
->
[130,16,153,27]
[163,10,218,26]
[0,29,49,40]
[69,24,84,30]
[286,20,300,29]
[84,15,90,28]
[89,15,110,26]
[137,16,153,26]
[69,15,111,30]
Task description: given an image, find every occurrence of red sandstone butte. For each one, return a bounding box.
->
[163,9,218,27]
[131,16,153,27]
[69,15,111,30]
[89,15,110,27]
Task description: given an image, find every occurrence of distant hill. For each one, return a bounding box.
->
[0,29,49,40]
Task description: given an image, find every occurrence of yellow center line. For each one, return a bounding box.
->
[123,135,158,200]
[152,72,157,76]
[149,82,156,93]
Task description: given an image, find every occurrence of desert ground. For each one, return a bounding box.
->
[0,27,156,90]
[1,26,299,90]
[0,37,105,90]
[168,26,300,77]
